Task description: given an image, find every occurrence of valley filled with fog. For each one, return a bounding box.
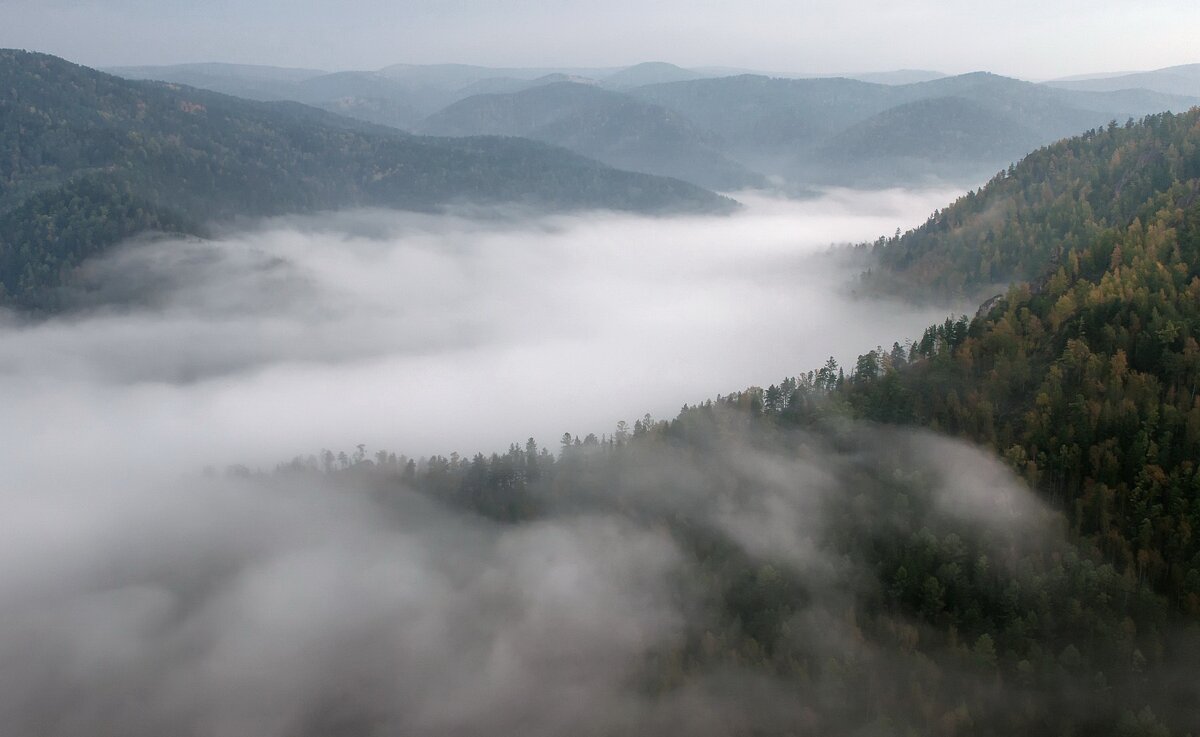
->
[0,188,958,472]
[5,16,1200,730]
[3,187,1101,736]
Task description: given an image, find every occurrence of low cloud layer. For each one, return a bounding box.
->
[0,472,687,736]
[1,188,1184,734]
[1,189,1041,735]
[0,188,958,468]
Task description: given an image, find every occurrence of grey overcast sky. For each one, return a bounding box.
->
[0,0,1197,79]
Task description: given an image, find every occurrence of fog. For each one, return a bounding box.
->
[0,410,1062,735]
[0,188,1179,734]
[0,188,958,473]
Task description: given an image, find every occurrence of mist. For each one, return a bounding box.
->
[0,188,957,468]
[2,186,1192,734]
[0,188,964,733]
[0,405,1069,735]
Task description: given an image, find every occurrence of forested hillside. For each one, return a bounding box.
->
[850,188,1200,607]
[866,109,1200,300]
[844,111,1200,614]
[0,50,729,308]
[282,391,1197,735]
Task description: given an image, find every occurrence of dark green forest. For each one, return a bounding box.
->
[851,113,1200,613]
[276,397,1197,735]
[0,50,729,308]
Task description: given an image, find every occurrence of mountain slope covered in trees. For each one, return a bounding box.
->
[790,108,1200,630]
[865,109,1200,300]
[839,111,1200,619]
[0,50,730,308]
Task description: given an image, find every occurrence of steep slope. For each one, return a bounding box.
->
[865,109,1200,299]
[0,50,731,308]
[830,115,1200,618]
[419,83,765,190]
[826,118,1200,620]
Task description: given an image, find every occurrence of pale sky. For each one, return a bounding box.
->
[0,0,1197,79]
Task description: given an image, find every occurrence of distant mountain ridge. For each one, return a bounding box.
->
[806,96,1040,185]
[417,82,764,190]
[108,60,1200,190]
[415,68,1192,191]
[629,71,1199,185]
[0,50,731,308]
[842,69,946,85]
[1048,63,1200,98]
[601,62,705,89]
